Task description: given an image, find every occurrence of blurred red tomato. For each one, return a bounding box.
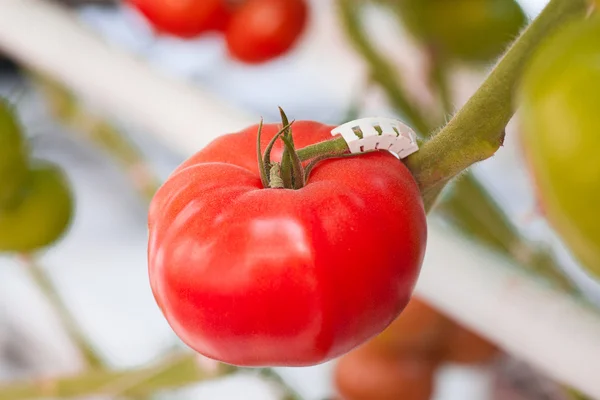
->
[442,323,499,365]
[225,0,308,63]
[128,0,231,38]
[335,345,437,400]
[371,296,450,356]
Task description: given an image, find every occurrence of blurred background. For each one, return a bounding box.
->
[0,0,599,399]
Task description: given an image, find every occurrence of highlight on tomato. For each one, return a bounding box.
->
[147,110,427,367]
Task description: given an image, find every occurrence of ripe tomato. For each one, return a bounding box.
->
[334,345,437,400]
[0,162,73,252]
[370,296,449,356]
[225,0,308,63]
[148,121,427,367]
[395,0,526,63]
[127,0,231,38]
[442,323,499,365]
[0,100,28,207]
[519,17,600,278]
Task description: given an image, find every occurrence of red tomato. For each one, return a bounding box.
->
[128,0,231,38]
[225,0,308,63]
[148,121,427,367]
[334,345,437,400]
[442,323,499,365]
[370,296,450,357]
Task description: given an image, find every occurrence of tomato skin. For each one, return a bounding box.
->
[225,0,308,64]
[0,163,73,252]
[128,0,231,38]
[148,121,427,367]
[519,17,600,278]
[334,345,437,400]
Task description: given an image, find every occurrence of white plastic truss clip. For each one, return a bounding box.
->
[331,117,419,159]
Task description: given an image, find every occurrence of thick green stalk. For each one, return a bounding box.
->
[405,0,589,209]
[296,137,349,161]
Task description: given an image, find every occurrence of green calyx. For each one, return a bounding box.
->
[256,108,354,190]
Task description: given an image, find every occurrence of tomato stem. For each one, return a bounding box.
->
[296,136,349,161]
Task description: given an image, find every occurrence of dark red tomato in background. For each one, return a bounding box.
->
[225,0,309,63]
[128,0,231,38]
[334,345,437,400]
[148,121,427,367]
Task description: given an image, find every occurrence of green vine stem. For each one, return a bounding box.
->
[337,0,580,291]
[426,47,454,118]
[30,74,160,203]
[338,0,431,136]
[296,137,348,161]
[18,255,104,370]
[0,353,232,400]
[404,0,589,210]
[0,352,302,400]
[436,178,577,292]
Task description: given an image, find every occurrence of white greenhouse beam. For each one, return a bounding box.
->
[0,0,256,157]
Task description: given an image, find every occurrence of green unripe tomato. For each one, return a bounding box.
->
[0,162,74,252]
[394,0,527,63]
[519,17,600,278]
[0,99,29,206]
